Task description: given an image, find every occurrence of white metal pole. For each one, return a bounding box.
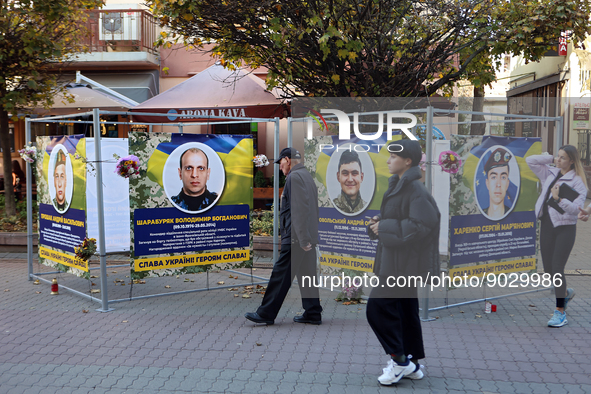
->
[421,106,435,321]
[25,118,34,280]
[287,117,292,148]
[273,118,280,262]
[93,108,113,312]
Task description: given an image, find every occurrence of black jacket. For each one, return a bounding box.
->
[368,166,440,279]
[281,163,319,247]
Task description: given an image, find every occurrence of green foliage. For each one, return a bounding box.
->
[254,170,267,188]
[250,210,274,236]
[148,0,591,97]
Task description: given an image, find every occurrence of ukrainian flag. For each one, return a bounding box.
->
[146,134,253,207]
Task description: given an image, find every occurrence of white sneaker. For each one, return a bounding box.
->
[378,359,415,385]
[403,363,424,380]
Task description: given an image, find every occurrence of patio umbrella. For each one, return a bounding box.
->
[130,63,288,123]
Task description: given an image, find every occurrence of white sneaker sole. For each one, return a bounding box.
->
[404,368,424,380]
[378,364,415,385]
[548,318,568,328]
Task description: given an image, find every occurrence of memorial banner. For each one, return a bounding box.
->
[129,132,253,277]
[448,135,541,278]
[305,134,402,274]
[36,135,88,273]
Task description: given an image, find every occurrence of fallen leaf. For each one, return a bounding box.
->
[122,320,128,323]
[82,309,89,313]
[33,280,40,285]
[234,294,239,297]
[190,280,194,282]
[359,300,367,304]
[4,289,9,292]
[229,275,234,278]
[90,289,100,293]
[460,311,464,313]
[228,288,239,291]
[111,271,117,273]
[244,286,253,290]
[90,275,98,278]
[35,291,42,294]
[256,343,262,346]
[217,281,225,285]
[176,275,180,279]
[165,285,171,289]
[242,294,251,298]
[184,278,190,282]
[509,314,514,317]
[528,304,536,307]
[91,282,96,286]
[342,301,351,305]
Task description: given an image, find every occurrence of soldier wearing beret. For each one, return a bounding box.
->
[484,147,512,219]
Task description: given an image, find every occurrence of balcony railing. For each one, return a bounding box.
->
[81,9,158,55]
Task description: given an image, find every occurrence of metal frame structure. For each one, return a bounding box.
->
[287,106,563,321]
[25,109,281,312]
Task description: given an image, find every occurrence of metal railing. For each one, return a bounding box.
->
[81,9,158,55]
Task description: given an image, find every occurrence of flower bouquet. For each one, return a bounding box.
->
[336,284,364,304]
[438,150,462,174]
[18,143,37,163]
[74,237,97,262]
[115,155,140,178]
[252,154,270,168]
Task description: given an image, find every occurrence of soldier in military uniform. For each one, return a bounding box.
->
[332,150,367,214]
[53,150,69,213]
[172,147,218,212]
[484,147,512,219]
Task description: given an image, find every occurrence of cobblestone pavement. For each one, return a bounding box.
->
[1,202,590,393]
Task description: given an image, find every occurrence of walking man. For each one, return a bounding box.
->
[245,148,323,325]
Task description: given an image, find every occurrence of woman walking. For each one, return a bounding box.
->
[526,146,588,327]
[366,139,440,385]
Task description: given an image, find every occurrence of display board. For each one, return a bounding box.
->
[304,134,403,274]
[36,135,88,274]
[129,132,253,277]
[448,135,541,279]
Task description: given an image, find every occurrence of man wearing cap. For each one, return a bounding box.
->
[172,147,218,212]
[53,150,69,213]
[333,150,367,214]
[245,147,323,325]
[483,147,512,219]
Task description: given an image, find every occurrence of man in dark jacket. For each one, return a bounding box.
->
[245,148,323,325]
[367,139,440,385]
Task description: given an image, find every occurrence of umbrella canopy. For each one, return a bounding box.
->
[131,63,288,123]
[33,84,132,115]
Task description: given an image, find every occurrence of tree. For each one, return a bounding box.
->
[0,0,102,217]
[148,0,591,99]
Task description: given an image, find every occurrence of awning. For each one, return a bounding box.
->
[80,71,159,103]
[33,85,132,115]
[130,63,288,123]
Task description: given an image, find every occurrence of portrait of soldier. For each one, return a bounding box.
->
[172,147,218,211]
[332,150,367,214]
[483,147,513,219]
[53,150,70,213]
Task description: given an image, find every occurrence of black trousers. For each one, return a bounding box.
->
[366,289,425,360]
[256,243,322,320]
[540,215,576,304]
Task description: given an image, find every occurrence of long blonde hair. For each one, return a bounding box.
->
[560,145,588,190]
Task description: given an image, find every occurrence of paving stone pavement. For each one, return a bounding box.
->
[1,202,590,393]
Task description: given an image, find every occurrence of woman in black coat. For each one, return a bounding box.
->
[367,139,440,386]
